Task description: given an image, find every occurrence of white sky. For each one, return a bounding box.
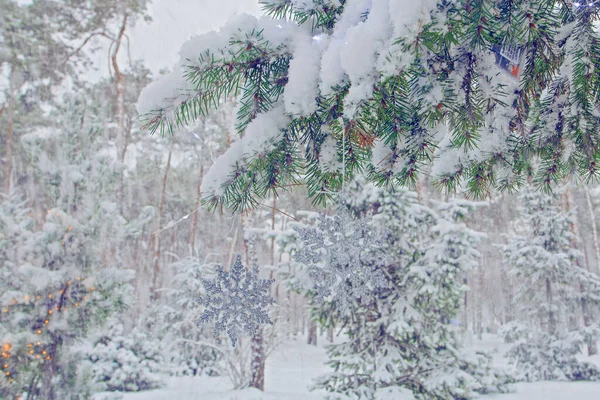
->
[129,0,261,75]
[83,0,261,81]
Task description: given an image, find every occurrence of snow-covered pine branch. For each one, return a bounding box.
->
[138,0,600,211]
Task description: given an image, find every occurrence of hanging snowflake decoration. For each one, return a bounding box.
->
[197,255,275,347]
[293,207,390,314]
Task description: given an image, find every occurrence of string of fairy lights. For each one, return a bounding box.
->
[1,277,95,384]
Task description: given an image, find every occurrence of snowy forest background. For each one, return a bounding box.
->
[1,0,600,399]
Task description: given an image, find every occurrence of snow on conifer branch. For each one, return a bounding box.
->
[138,0,600,211]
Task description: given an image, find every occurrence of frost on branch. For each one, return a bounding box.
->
[197,255,275,347]
[292,207,389,314]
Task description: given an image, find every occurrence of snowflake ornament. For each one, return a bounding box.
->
[197,255,275,347]
[293,207,389,314]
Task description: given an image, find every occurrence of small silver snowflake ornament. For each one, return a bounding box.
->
[293,208,389,314]
[197,255,275,347]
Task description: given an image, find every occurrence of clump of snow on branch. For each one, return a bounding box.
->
[201,104,290,196]
[284,31,326,116]
[137,14,300,117]
[196,255,275,347]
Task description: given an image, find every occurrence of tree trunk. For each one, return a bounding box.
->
[112,14,128,212]
[250,329,266,391]
[585,187,600,276]
[462,277,468,331]
[4,77,14,194]
[242,214,267,391]
[189,165,204,255]
[501,263,514,324]
[327,325,334,343]
[546,277,555,335]
[38,340,58,400]
[565,188,598,355]
[299,295,305,337]
[476,266,484,340]
[307,315,318,346]
[151,146,172,299]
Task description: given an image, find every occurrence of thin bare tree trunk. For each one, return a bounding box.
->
[462,277,468,331]
[327,325,334,343]
[112,14,128,162]
[585,187,600,276]
[300,296,305,337]
[476,207,485,340]
[565,188,598,355]
[189,166,204,255]
[307,316,318,346]
[4,78,14,194]
[477,266,484,340]
[501,263,514,324]
[151,146,172,299]
[112,14,128,212]
[546,278,555,335]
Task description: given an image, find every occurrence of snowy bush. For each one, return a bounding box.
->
[500,323,600,382]
[84,320,164,392]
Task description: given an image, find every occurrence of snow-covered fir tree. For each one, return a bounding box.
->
[0,189,135,399]
[500,185,600,382]
[0,85,151,398]
[310,183,508,400]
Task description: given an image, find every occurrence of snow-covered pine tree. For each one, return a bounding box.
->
[0,87,154,398]
[312,183,508,400]
[139,0,600,211]
[0,190,135,399]
[500,185,600,382]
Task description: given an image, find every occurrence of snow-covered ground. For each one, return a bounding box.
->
[96,334,600,400]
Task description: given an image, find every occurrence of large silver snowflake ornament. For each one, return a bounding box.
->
[196,255,275,347]
[293,208,389,314]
